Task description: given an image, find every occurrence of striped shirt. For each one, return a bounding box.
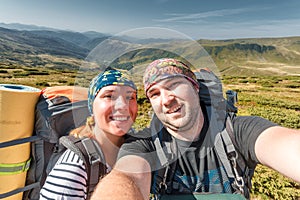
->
[40,149,88,200]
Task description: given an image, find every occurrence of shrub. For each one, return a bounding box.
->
[239,79,249,83]
[36,81,50,87]
[0,70,8,74]
[261,82,274,87]
[285,84,300,89]
[58,80,68,83]
[251,165,300,200]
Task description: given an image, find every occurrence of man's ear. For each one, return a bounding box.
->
[193,83,199,94]
[196,86,199,94]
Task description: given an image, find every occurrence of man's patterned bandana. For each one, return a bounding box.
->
[143,58,199,96]
[88,68,137,114]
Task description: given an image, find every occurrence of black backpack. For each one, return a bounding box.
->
[0,86,106,199]
[150,69,252,199]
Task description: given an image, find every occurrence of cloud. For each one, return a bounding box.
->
[153,7,266,23]
[188,18,300,39]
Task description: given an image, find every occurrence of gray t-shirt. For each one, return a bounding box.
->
[118,116,277,194]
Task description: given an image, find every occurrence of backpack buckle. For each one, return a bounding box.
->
[229,152,245,194]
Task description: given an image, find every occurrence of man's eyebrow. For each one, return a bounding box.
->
[163,78,185,87]
[147,78,182,94]
[126,90,137,94]
[147,87,156,95]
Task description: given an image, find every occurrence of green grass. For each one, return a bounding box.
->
[0,61,299,199]
[223,76,300,199]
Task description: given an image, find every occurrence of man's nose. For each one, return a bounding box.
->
[161,89,175,106]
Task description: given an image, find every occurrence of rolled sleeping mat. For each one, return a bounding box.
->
[0,84,41,200]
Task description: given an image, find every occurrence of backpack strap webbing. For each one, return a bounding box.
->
[154,135,169,167]
[154,137,178,194]
[0,136,42,198]
[225,115,252,198]
[0,136,39,175]
[225,114,247,173]
[59,135,107,197]
[152,126,178,195]
[0,135,39,148]
[214,116,246,195]
[0,182,40,199]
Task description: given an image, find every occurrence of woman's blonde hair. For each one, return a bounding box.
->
[69,116,95,138]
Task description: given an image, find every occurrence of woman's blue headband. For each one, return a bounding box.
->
[88,67,137,114]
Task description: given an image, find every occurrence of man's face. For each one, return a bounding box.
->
[146,77,200,134]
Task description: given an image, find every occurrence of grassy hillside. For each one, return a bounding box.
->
[90,36,300,77]
[0,26,299,77]
[0,66,299,199]
[222,75,300,199]
[199,37,300,76]
[0,27,89,59]
[0,27,299,199]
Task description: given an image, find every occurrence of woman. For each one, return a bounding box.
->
[40,67,138,199]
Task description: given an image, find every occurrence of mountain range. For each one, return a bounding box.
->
[0,23,299,76]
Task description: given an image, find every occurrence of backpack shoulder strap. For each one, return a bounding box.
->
[59,135,107,196]
[214,115,249,196]
[153,136,177,195]
[150,114,179,195]
[225,115,252,198]
[196,69,248,195]
[225,114,246,172]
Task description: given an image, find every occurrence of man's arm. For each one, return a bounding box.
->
[91,155,152,200]
[255,126,300,182]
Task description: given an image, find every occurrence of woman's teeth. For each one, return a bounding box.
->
[111,116,128,121]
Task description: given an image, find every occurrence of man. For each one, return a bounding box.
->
[91,58,300,200]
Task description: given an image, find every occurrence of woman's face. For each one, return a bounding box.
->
[93,85,137,137]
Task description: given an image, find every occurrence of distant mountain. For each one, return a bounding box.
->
[0,22,108,39]
[116,35,176,44]
[0,22,58,31]
[0,27,89,59]
[0,23,299,76]
[107,37,300,76]
[198,38,300,76]
[0,23,110,50]
[82,31,108,39]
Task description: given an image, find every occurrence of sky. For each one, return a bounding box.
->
[0,0,300,39]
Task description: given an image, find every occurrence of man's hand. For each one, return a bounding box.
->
[91,155,152,200]
[91,169,144,200]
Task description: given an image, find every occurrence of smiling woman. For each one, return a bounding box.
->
[39,67,138,200]
[93,84,137,138]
